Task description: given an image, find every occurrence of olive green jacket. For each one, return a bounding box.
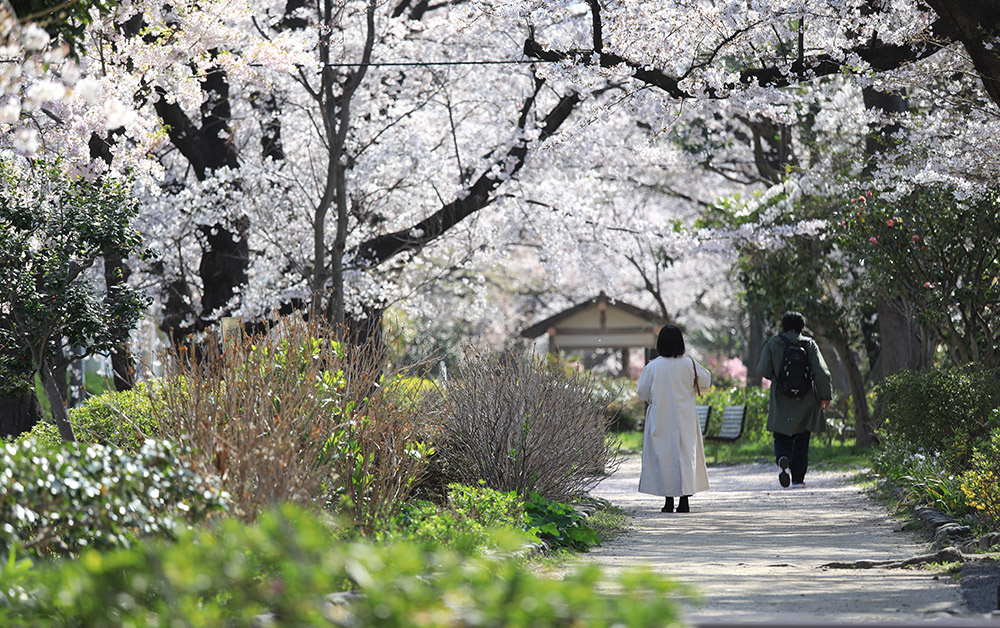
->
[757,331,833,436]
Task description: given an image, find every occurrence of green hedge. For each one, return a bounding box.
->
[0,505,685,627]
[876,365,1000,468]
[0,438,229,556]
[22,382,164,452]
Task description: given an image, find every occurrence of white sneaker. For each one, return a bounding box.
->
[777,456,790,488]
[791,482,806,489]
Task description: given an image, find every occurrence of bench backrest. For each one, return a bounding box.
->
[717,405,747,440]
[696,405,711,435]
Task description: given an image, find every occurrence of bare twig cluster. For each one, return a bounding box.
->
[438,349,621,501]
[152,316,438,527]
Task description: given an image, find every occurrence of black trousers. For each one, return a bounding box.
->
[773,430,811,484]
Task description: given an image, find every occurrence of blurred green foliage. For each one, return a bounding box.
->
[0,504,685,627]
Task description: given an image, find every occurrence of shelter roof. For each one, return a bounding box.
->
[521,292,664,349]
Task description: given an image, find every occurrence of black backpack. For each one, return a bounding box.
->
[776,336,813,398]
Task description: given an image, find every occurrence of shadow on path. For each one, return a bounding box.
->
[584,456,969,624]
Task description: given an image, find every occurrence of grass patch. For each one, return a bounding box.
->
[609,430,642,453]
[705,439,869,470]
[587,503,630,542]
[613,430,870,471]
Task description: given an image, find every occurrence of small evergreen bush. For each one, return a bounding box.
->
[0,439,229,556]
[21,382,164,451]
[877,365,1000,468]
[525,491,600,551]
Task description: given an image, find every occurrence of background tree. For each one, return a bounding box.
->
[0,159,149,441]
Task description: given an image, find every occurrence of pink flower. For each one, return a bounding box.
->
[923,282,931,288]
[912,235,919,242]
[886,219,894,226]
[869,236,878,244]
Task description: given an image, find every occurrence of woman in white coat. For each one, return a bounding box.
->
[636,325,711,513]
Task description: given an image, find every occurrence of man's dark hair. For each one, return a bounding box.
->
[656,325,685,357]
[781,311,805,333]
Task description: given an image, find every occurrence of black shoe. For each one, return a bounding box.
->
[676,495,690,513]
[778,456,791,488]
[661,496,674,513]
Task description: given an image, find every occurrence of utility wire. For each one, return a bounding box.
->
[322,59,557,67]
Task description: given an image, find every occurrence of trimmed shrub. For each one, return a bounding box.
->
[0,504,684,627]
[876,365,1000,468]
[438,350,621,501]
[21,382,164,451]
[0,438,229,556]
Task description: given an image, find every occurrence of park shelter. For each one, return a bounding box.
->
[520,293,664,375]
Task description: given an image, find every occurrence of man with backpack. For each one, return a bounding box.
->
[757,311,833,488]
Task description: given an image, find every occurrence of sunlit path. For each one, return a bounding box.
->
[585,456,966,624]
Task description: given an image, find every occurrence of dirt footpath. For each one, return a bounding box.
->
[582,455,970,624]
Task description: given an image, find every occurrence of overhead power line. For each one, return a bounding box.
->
[322,59,558,67]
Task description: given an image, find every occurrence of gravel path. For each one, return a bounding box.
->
[582,455,969,624]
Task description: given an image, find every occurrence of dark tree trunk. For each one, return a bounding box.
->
[153,63,248,339]
[830,336,874,446]
[924,2,1000,108]
[38,360,75,442]
[745,302,766,387]
[0,391,42,439]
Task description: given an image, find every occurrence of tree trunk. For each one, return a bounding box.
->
[830,336,874,446]
[924,2,1000,108]
[38,360,75,442]
[0,391,42,439]
[745,303,766,387]
[877,298,923,376]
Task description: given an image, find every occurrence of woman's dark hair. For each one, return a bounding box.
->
[781,311,805,333]
[656,325,685,358]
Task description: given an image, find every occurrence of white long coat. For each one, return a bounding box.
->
[636,356,711,497]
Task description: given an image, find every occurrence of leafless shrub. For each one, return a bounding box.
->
[323,342,442,533]
[437,349,622,501]
[152,316,439,528]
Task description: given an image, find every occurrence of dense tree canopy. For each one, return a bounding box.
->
[3,1,1000,429]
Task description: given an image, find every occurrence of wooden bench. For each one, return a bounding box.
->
[705,405,747,442]
[705,405,747,460]
[696,405,712,436]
